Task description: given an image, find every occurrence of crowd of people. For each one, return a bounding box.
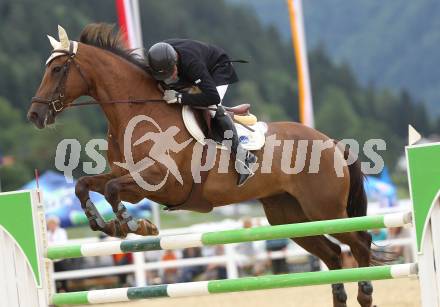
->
[48,217,413,292]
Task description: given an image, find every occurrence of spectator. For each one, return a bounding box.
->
[178,247,205,282]
[235,218,268,276]
[265,238,289,274]
[370,228,388,256]
[388,226,413,263]
[47,216,67,244]
[47,216,69,292]
[202,245,227,280]
[161,250,178,283]
[112,252,133,287]
[370,228,388,242]
[235,218,259,276]
[145,250,163,284]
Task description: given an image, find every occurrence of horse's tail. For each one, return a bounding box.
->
[335,140,367,218]
[341,143,392,265]
[344,149,367,219]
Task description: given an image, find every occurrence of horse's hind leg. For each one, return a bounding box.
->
[287,179,373,306]
[293,236,348,307]
[260,194,348,307]
[295,202,374,307]
[331,231,373,307]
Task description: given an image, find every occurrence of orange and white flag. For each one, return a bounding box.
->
[287,0,314,127]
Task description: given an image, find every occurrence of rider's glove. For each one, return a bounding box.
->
[163,90,182,104]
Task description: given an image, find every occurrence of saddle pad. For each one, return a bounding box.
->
[182,105,267,150]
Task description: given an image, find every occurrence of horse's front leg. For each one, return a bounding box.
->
[104,172,160,238]
[75,173,115,232]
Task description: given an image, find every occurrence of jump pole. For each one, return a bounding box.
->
[46,212,412,260]
[51,263,417,305]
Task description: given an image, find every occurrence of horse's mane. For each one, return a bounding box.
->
[79,23,149,73]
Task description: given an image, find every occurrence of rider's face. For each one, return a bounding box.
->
[164,65,179,85]
[171,65,178,79]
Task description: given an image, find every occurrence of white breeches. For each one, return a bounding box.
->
[209,84,229,118]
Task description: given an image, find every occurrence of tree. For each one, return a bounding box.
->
[315,86,360,139]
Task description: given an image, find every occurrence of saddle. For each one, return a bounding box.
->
[229,104,258,126]
[182,105,267,150]
[228,103,251,115]
[184,86,259,135]
[163,104,267,214]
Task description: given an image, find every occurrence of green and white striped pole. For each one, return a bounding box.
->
[46,212,412,260]
[51,263,417,305]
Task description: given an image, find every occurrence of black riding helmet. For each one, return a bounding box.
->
[146,42,178,81]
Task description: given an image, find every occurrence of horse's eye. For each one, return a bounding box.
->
[52,66,62,73]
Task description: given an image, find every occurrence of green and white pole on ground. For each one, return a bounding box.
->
[51,263,417,305]
[46,211,412,260]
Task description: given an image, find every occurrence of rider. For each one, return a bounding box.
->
[146,39,257,186]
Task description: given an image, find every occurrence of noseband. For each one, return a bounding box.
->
[31,49,91,113]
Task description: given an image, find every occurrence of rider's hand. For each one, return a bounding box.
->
[163,90,182,104]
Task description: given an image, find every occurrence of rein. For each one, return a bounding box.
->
[30,49,253,131]
[47,98,166,108]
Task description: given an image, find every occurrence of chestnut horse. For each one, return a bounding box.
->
[28,24,374,307]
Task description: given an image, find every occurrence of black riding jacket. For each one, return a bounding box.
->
[160,39,239,107]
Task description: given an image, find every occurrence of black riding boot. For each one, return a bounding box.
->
[214,106,257,186]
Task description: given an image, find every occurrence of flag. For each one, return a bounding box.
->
[287,0,314,127]
[115,1,161,228]
[115,0,144,58]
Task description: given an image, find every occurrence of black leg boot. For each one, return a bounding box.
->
[214,106,257,186]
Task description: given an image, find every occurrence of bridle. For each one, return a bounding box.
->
[31,49,92,113]
[31,49,165,114]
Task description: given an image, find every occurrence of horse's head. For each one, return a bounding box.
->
[28,25,90,129]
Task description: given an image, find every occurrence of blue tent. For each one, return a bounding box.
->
[22,170,153,228]
[364,167,397,207]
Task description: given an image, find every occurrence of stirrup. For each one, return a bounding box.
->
[236,153,257,186]
[235,157,254,175]
[237,170,255,187]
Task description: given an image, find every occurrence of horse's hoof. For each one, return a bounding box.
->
[359,281,373,295]
[104,220,128,239]
[332,300,347,307]
[357,293,373,307]
[88,219,100,231]
[134,219,159,236]
[357,281,373,307]
[332,283,347,303]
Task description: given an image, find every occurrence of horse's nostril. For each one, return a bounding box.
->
[27,111,39,122]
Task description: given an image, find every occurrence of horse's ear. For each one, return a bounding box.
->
[47,35,60,50]
[57,25,69,49]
